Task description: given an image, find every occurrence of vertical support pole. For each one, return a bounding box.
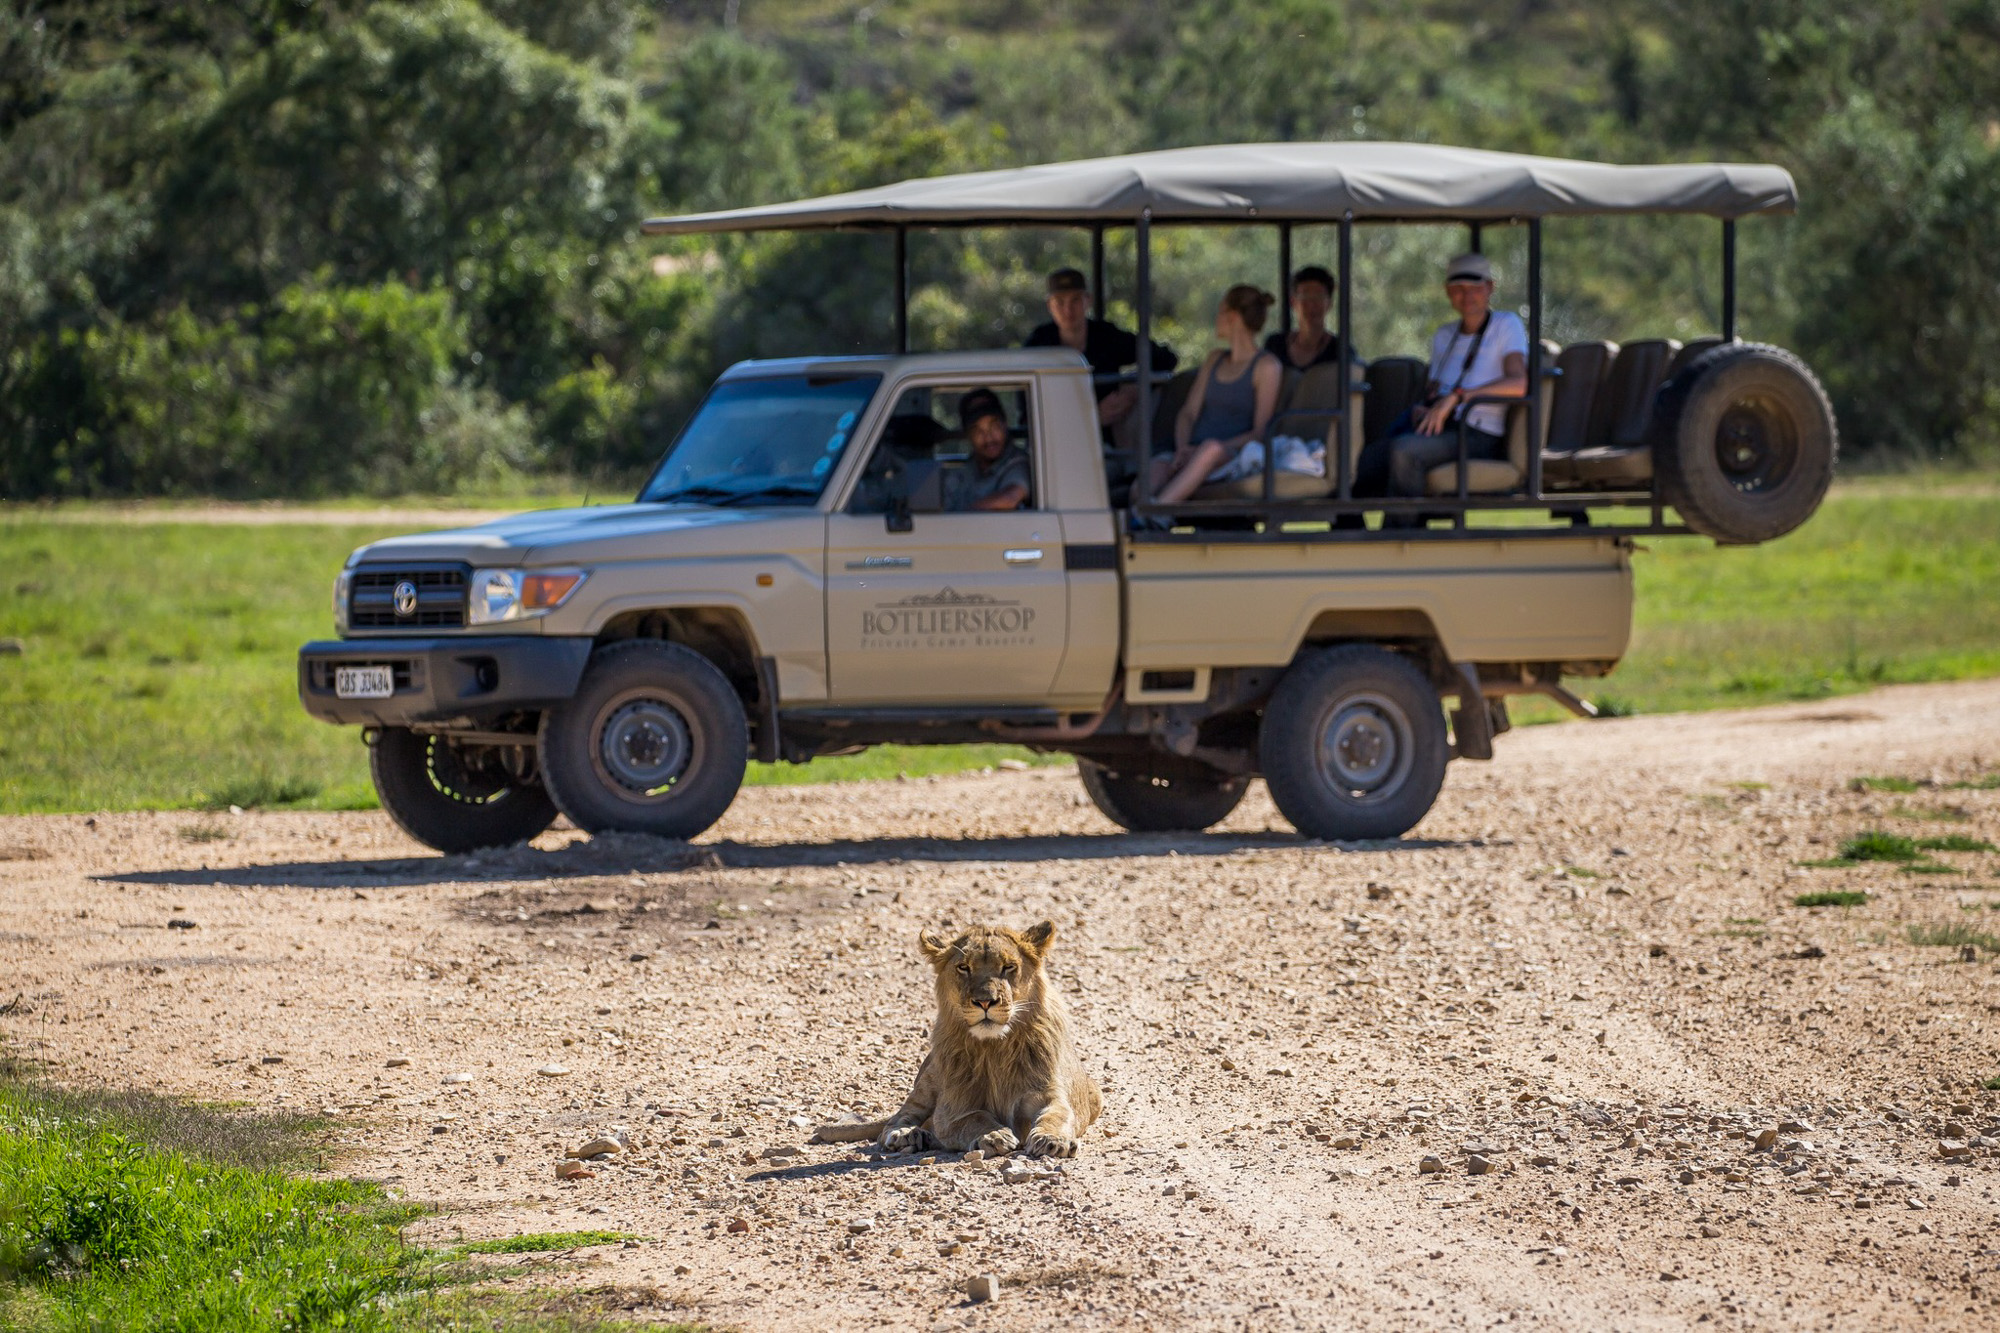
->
[1526,217,1544,501]
[1090,224,1106,318]
[1469,221,1483,254]
[1336,211,1353,502]
[1278,222,1294,336]
[1721,218,1738,342]
[1132,212,1153,509]
[893,225,909,354]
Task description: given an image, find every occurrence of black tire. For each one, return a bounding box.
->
[538,640,747,840]
[1077,757,1249,832]
[1258,645,1449,841]
[1654,342,1837,544]
[370,727,557,854]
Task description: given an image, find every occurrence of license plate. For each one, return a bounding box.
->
[334,665,395,699]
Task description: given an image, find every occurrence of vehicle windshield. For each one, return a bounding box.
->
[638,373,881,507]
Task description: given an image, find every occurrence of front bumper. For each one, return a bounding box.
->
[298,636,593,727]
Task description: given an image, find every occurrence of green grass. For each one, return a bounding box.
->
[1906,922,2000,953]
[1916,834,1998,853]
[7,475,2000,812]
[1802,831,1994,870]
[0,1064,677,1331]
[1889,803,1971,822]
[1982,1075,2000,1091]
[1794,890,1870,908]
[1851,775,1923,793]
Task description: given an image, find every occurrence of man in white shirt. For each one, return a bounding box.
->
[1378,252,1529,507]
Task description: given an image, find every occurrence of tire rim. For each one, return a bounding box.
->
[424,738,512,806]
[1317,691,1415,805]
[591,691,696,801]
[1713,392,1799,494]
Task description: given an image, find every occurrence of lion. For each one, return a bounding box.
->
[812,920,1102,1157]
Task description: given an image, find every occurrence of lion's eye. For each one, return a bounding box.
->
[956,964,970,974]
[1001,965,1016,976]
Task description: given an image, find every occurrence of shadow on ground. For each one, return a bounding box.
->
[93,829,1472,890]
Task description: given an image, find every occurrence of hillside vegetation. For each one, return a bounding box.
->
[3,0,1995,500]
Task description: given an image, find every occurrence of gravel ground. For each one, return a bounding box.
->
[5,680,2000,1331]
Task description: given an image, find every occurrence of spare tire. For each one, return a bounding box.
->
[1653,342,1836,544]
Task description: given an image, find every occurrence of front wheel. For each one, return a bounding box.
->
[1258,645,1449,841]
[370,727,558,854]
[538,640,748,840]
[1077,758,1249,832]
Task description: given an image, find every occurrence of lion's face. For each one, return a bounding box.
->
[920,922,1055,1042]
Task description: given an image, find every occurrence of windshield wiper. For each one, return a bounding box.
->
[651,481,818,507]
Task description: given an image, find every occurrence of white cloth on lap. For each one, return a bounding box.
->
[1207,434,1326,483]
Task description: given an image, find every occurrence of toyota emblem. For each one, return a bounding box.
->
[393,580,418,617]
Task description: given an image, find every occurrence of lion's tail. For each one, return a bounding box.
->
[810,1117,890,1144]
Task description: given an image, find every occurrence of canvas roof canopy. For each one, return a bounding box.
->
[640,142,1798,236]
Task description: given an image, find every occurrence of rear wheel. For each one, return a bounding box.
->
[1654,342,1837,544]
[1258,645,1448,841]
[370,727,557,854]
[538,640,748,840]
[1077,758,1249,832]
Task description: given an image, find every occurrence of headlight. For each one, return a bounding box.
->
[467,568,587,624]
[333,569,353,635]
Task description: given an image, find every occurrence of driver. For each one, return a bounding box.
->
[944,389,1031,511]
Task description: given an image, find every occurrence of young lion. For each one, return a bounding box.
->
[813,921,1101,1157]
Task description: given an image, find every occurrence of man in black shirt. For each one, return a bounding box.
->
[1023,268,1178,434]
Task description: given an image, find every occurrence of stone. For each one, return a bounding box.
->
[1939,1140,1972,1158]
[762,1145,802,1161]
[568,1137,624,1159]
[1678,1169,1697,1185]
[536,1065,571,1078]
[847,1219,874,1234]
[1531,1154,1558,1168]
[1467,1155,1495,1175]
[166,918,197,931]
[962,1150,983,1163]
[442,1072,473,1085]
[1419,1155,1445,1174]
[997,759,1030,772]
[385,1056,412,1068]
[938,1241,964,1256]
[726,1218,750,1234]
[1332,1136,1360,1150]
[1942,1121,1969,1140]
[966,1274,1000,1304]
[1700,1225,1722,1238]
[1753,1128,1779,1151]
[555,1160,592,1181]
[1906,1198,1927,1210]
[1778,1119,1814,1134]
[0,638,23,655]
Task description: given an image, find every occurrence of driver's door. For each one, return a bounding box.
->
[824,382,1068,704]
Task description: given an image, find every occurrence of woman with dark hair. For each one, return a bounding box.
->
[1151,285,1283,504]
[1263,265,1355,371]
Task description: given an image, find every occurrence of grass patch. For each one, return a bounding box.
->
[0,1062,669,1331]
[1917,834,1998,853]
[1889,803,1971,822]
[1982,1075,2000,1091]
[1794,890,1870,908]
[1561,865,1603,879]
[1730,780,1772,791]
[6,477,2000,812]
[1851,775,1923,793]
[453,1232,637,1256]
[1906,922,2000,952]
[1947,773,2000,791]
[176,823,229,844]
[1840,831,1923,862]
[1901,860,1962,876]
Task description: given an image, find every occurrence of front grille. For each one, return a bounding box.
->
[350,564,467,628]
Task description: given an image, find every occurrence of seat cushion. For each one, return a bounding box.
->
[1564,445,1653,484]
[1423,459,1522,496]
[1193,471,1335,502]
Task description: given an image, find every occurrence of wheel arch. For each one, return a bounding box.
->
[593,604,766,709]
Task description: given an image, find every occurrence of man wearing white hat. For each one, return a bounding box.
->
[1375,251,1529,512]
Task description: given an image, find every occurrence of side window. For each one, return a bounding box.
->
[848,384,1036,515]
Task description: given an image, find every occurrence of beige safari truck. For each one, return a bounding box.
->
[298,143,1836,854]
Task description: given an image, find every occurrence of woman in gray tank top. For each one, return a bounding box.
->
[1153,285,1284,504]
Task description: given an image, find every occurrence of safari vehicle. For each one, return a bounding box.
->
[298,143,1837,854]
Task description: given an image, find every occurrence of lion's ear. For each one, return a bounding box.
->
[918,929,950,962]
[1019,920,1056,959]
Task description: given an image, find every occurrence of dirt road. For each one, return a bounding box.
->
[5,681,2000,1330]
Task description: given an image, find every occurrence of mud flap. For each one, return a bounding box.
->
[1450,662,1494,761]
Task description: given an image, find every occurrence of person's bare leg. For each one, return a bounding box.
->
[1155,441,1229,503]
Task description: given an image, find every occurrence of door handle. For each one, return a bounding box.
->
[846,556,912,569]
[1002,548,1045,564]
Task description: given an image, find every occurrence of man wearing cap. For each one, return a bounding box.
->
[1369,252,1529,509]
[1023,268,1179,433]
[944,389,1032,512]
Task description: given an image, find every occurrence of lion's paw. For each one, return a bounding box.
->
[881,1125,927,1153]
[1026,1132,1078,1158]
[975,1128,1019,1156]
